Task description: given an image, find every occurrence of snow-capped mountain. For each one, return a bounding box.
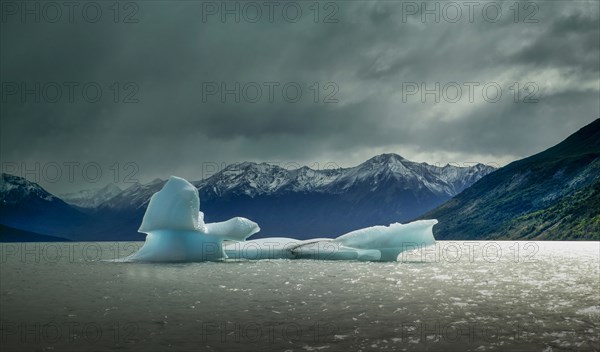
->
[188,153,496,238]
[0,154,496,241]
[0,174,87,240]
[98,178,165,211]
[1,173,57,204]
[60,183,122,209]
[193,162,344,198]
[194,154,495,200]
[83,153,495,240]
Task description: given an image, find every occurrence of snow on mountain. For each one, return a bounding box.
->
[98,178,165,211]
[0,173,56,204]
[0,173,88,239]
[2,154,495,214]
[60,183,122,208]
[0,154,497,240]
[194,153,495,200]
[86,154,495,212]
[194,162,345,198]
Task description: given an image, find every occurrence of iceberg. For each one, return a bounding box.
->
[118,176,437,262]
[116,176,259,262]
[224,221,437,261]
[290,220,437,261]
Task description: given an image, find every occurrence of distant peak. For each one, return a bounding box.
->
[0,173,55,202]
[365,153,406,164]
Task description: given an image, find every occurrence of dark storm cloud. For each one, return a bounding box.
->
[508,11,600,73]
[0,0,598,193]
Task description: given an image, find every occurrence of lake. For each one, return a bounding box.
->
[1,241,598,351]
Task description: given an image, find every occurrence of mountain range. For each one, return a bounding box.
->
[2,118,598,242]
[0,174,87,240]
[1,154,495,241]
[59,183,122,210]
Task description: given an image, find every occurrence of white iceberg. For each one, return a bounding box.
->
[118,176,437,262]
[116,176,259,262]
[224,221,437,262]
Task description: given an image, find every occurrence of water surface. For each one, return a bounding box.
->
[1,241,598,351]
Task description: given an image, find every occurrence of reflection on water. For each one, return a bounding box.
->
[1,241,599,351]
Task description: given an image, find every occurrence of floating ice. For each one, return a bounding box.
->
[138,176,206,233]
[118,176,437,262]
[116,176,259,262]
[224,221,437,262]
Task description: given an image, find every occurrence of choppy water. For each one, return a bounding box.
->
[1,241,599,351]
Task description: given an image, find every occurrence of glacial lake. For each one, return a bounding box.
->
[1,241,598,351]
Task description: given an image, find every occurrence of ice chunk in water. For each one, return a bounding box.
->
[118,176,259,262]
[138,176,206,233]
[293,220,437,261]
[205,218,261,242]
[225,221,437,262]
[117,176,436,263]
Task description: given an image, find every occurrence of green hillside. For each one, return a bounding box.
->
[423,118,600,240]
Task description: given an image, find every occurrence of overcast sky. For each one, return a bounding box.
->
[1,0,599,193]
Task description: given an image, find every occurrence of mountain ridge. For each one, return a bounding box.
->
[0,173,88,239]
[1,154,495,240]
[422,118,600,240]
[59,183,122,209]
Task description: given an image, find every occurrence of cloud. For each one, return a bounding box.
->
[1,0,598,193]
